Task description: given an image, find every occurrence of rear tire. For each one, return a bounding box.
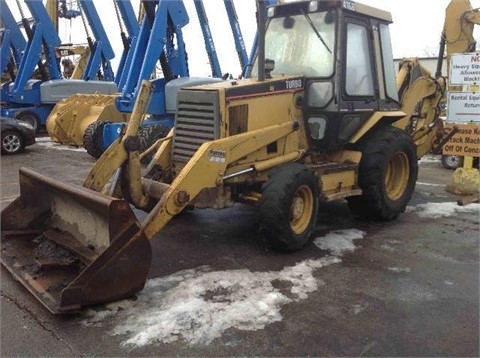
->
[83,121,105,158]
[14,110,40,134]
[2,130,24,154]
[347,126,418,221]
[259,163,319,251]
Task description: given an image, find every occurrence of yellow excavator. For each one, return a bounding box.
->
[0,0,466,314]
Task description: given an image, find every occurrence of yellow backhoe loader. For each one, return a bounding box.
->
[1,0,460,314]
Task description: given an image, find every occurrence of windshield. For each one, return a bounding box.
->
[252,11,336,78]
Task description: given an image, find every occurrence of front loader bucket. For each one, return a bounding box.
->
[46,94,127,146]
[1,168,151,314]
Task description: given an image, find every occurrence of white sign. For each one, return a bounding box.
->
[447,92,480,123]
[449,53,480,85]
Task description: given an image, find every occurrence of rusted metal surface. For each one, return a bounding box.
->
[1,167,152,314]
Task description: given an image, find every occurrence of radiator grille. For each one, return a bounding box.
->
[172,90,220,163]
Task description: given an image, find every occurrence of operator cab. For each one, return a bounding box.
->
[253,0,401,152]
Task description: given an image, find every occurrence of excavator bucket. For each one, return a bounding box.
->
[46,94,126,146]
[1,167,151,314]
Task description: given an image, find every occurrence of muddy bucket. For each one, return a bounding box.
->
[1,168,152,314]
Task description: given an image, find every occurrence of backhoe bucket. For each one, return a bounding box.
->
[1,168,151,314]
[46,94,126,146]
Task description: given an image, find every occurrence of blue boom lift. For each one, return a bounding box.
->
[113,0,141,86]
[1,2,27,82]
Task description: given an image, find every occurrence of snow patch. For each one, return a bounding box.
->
[80,229,365,347]
[388,267,411,273]
[313,229,365,256]
[416,181,445,187]
[419,155,440,163]
[381,239,402,252]
[351,304,366,315]
[406,202,480,219]
[36,137,86,152]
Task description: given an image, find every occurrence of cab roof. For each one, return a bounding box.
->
[269,0,393,23]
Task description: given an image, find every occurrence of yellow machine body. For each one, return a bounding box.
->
[1,0,473,313]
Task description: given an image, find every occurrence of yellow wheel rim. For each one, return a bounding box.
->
[385,151,410,201]
[290,185,314,234]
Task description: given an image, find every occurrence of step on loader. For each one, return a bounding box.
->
[1,0,456,313]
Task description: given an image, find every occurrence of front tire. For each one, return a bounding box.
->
[139,124,170,164]
[14,110,40,134]
[347,126,418,220]
[441,155,463,170]
[2,131,24,154]
[83,121,105,158]
[259,163,319,251]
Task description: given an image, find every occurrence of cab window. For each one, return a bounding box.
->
[345,23,374,96]
[379,23,399,102]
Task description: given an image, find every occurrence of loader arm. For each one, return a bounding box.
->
[142,120,301,239]
[84,81,153,196]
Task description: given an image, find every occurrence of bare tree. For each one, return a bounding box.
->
[423,45,439,57]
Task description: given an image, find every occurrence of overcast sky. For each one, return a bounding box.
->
[5,0,480,77]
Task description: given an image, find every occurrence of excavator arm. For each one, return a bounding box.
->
[394,58,448,158]
[394,0,479,159]
[436,0,479,79]
[443,0,479,56]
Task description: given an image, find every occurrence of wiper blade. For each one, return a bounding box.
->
[301,9,332,54]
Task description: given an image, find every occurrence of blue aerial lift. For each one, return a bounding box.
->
[244,0,278,78]
[193,0,222,78]
[223,0,249,75]
[77,0,116,81]
[0,0,119,132]
[113,0,141,86]
[0,2,27,82]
